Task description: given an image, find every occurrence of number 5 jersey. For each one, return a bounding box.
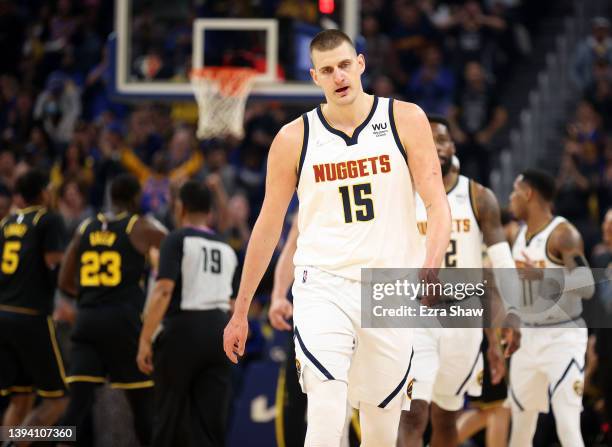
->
[0,206,65,315]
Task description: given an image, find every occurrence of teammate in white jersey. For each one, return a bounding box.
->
[508,169,595,447]
[223,30,451,446]
[398,116,519,447]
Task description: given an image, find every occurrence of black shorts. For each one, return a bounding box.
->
[67,304,152,389]
[468,332,507,409]
[0,311,67,398]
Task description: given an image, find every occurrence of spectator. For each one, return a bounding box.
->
[223,193,251,257]
[362,14,393,79]
[0,147,18,190]
[140,151,171,219]
[573,17,612,91]
[390,0,440,84]
[23,124,54,170]
[122,127,203,185]
[4,91,35,149]
[57,177,94,237]
[443,0,506,75]
[408,44,455,115]
[370,74,399,98]
[584,59,612,132]
[196,140,237,196]
[449,61,507,185]
[127,107,163,165]
[33,71,81,146]
[0,182,12,221]
[50,141,95,191]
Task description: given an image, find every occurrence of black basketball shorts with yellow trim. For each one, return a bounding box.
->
[66,304,153,390]
[0,310,67,398]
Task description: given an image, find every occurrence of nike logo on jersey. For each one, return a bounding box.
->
[313,155,391,183]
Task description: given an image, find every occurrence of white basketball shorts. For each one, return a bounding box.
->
[507,326,587,413]
[409,327,483,411]
[292,266,414,411]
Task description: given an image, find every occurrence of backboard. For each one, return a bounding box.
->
[112,0,360,102]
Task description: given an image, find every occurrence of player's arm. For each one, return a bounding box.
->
[269,215,299,331]
[548,222,595,299]
[224,119,302,363]
[129,216,168,255]
[474,183,522,351]
[138,230,182,374]
[137,279,174,375]
[395,101,451,269]
[41,212,66,275]
[58,231,81,298]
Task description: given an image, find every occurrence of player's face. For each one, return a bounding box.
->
[509,176,529,220]
[603,209,612,244]
[310,42,365,106]
[430,122,455,176]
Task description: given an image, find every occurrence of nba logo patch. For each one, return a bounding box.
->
[302,269,308,283]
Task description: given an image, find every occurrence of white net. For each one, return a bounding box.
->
[190,68,257,140]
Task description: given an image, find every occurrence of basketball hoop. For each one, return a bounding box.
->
[190,67,258,140]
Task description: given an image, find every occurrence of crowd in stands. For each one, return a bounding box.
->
[1,0,612,443]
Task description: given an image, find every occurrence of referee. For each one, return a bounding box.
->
[137,180,239,447]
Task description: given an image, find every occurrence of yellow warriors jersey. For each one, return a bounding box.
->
[415,175,483,269]
[512,216,584,324]
[293,97,424,281]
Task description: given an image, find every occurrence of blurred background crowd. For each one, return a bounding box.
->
[0,0,611,445]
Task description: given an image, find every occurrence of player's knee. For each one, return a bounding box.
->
[399,400,429,435]
[553,405,584,446]
[430,403,458,432]
[360,403,401,447]
[304,368,347,446]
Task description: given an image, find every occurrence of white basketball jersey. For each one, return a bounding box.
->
[512,216,583,324]
[415,175,483,268]
[293,96,423,281]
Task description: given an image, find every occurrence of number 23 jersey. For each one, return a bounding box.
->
[294,96,423,281]
[77,213,145,308]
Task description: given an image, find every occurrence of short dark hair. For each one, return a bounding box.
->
[520,169,556,202]
[15,169,49,205]
[179,180,211,214]
[428,115,451,130]
[110,173,141,208]
[310,29,354,55]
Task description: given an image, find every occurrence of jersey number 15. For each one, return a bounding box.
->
[339,184,374,223]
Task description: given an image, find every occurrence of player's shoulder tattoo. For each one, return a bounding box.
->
[550,221,583,253]
[473,181,501,225]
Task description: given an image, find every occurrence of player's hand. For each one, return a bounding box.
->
[486,343,506,385]
[268,294,293,331]
[418,267,441,306]
[500,312,521,357]
[223,314,248,364]
[137,339,154,375]
[517,251,544,280]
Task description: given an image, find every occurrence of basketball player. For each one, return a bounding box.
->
[398,116,519,447]
[137,180,238,447]
[58,173,166,446]
[508,169,594,447]
[0,169,68,431]
[224,30,451,446]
